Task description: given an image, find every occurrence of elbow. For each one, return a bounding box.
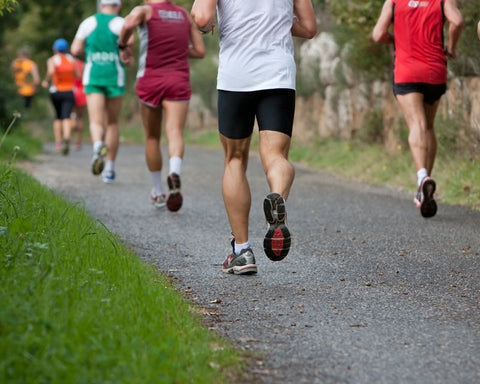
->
[449,14,464,31]
[70,41,81,57]
[195,47,206,59]
[372,30,382,43]
[456,17,465,30]
[191,11,212,29]
[305,24,317,39]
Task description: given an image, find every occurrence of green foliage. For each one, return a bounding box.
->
[0,165,242,383]
[191,54,219,111]
[449,0,480,76]
[353,109,384,145]
[0,0,16,15]
[0,114,43,164]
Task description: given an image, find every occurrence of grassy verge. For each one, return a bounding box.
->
[0,164,242,383]
[0,120,244,383]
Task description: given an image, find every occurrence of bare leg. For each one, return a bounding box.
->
[53,119,62,145]
[397,93,439,217]
[220,134,252,244]
[74,106,85,149]
[104,96,123,162]
[86,93,106,144]
[424,100,440,175]
[140,103,163,172]
[259,130,295,199]
[396,93,430,172]
[62,118,72,141]
[163,100,189,160]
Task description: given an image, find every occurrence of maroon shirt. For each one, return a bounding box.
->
[392,0,447,84]
[136,1,191,79]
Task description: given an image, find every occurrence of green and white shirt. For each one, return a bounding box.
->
[74,13,125,87]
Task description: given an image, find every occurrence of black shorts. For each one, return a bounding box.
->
[393,82,446,105]
[50,90,75,120]
[218,89,295,139]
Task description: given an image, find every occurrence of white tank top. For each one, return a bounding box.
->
[217,0,295,92]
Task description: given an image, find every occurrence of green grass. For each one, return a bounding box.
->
[0,164,242,383]
[0,119,43,163]
[289,137,480,210]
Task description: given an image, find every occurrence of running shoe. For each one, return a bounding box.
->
[263,193,291,261]
[91,144,108,176]
[61,139,70,156]
[150,192,167,209]
[413,176,437,218]
[166,173,183,212]
[54,142,63,153]
[222,239,257,275]
[102,170,115,184]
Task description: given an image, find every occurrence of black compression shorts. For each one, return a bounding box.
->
[393,83,446,105]
[50,90,75,120]
[218,88,295,139]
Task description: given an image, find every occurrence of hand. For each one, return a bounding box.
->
[198,18,215,34]
[445,48,456,60]
[120,47,134,65]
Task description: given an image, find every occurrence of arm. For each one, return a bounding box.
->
[478,21,480,41]
[71,38,85,58]
[292,0,317,39]
[41,57,55,88]
[118,5,148,65]
[444,0,463,59]
[191,0,217,34]
[188,14,206,59]
[31,62,41,87]
[372,0,394,44]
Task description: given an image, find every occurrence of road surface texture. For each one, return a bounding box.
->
[27,144,479,384]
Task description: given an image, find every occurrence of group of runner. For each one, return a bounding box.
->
[11,0,465,274]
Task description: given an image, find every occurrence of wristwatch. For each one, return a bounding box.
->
[117,41,128,50]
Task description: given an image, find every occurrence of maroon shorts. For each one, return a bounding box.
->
[136,74,191,107]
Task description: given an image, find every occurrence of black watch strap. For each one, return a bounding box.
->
[117,41,128,50]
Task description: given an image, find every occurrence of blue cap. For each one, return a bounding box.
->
[53,38,69,53]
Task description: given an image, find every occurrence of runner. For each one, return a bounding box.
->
[41,38,78,155]
[11,48,40,110]
[191,0,317,274]
[118,0,205,211]
[71,0,131,183]
[372,0,463,218]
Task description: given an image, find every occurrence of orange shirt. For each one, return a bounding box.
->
[52,54,76,92]
[12,58,37,96]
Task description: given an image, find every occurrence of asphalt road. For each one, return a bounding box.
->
[27,143,479,384]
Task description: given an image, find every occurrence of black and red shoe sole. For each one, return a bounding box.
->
[420,179,437,218]
[264,223,291,261]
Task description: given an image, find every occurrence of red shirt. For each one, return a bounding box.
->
[392,0,446,84]
[137,1,191,79]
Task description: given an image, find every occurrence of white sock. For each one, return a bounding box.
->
[417,168,428,186]
[150,170,164,196]
[234,241,250,255]
[104,160,114,173]
[169,156,182,176]
[93,141,103,154]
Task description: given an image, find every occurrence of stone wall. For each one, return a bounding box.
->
[293,33,480,152]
